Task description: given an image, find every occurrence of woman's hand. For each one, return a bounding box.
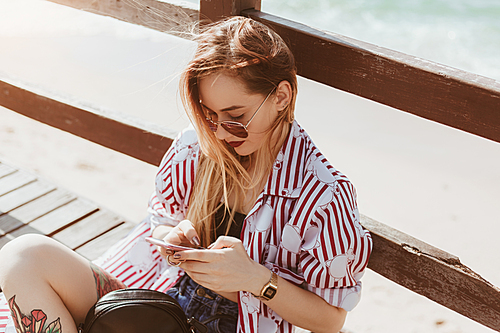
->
[170,236,270,296]
[153,220,201,258]
[169,236,347,332]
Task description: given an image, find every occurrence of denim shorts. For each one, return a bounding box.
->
[166,274,239,333]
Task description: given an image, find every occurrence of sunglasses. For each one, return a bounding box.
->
[201,89,275,138]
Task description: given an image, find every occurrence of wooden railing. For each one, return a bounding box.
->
[1,0,499,331]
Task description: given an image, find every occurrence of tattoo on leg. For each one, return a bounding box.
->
[90,263,126,299]
[8,295,62,333]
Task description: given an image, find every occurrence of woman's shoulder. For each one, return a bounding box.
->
[174,125,199,150]
[292,122,351,186]
[290,125,354,207]
[156,124,200,177]
[168,125,200,163]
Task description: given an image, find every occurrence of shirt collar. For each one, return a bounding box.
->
[262,121,305,198]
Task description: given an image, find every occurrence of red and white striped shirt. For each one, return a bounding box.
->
[149,121,372,333]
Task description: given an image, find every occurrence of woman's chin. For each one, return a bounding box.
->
[234,147,250,156]
[234,145,255,157]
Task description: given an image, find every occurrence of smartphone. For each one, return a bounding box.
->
[145,237,204,251]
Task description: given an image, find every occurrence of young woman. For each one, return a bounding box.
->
[0,17,372,333]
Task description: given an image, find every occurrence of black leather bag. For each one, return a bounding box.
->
[79,288,207,333]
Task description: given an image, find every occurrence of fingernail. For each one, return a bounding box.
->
[192,236,201,247]
[173,253,181,259]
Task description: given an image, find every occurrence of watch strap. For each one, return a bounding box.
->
[257,271,278,301]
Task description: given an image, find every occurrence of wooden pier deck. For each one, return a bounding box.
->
[0,159,135,261]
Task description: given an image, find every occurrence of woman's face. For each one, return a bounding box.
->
[198,73,279,156]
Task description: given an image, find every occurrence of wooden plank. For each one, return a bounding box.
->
[0,180,56,214]
[0,225,44,249]
[200,0,260,22]
[5,188,77,225]
[0,171,36,196]
[361,214,500,331]
[0,79,176,167]
[0,163,17,179]
[75,222,135,261]
[29,199,99,236]
[52,210,125,249]
[0,233,15,248]
[46,0,198,33]
[0,192,75,236]
[0,171,37,197]
[243,10,500,144]
[0,214,23,236]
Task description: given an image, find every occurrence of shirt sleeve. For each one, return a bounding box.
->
[299,180,373,311]
[147,126,200,232]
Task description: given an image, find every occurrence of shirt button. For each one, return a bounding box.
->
[196,288,206,297]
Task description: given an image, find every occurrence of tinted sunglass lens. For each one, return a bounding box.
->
[222,123,248,138]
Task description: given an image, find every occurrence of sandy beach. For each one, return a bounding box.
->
[1,0,499,332]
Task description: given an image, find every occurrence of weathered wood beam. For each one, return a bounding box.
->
[0,79,175,166]
[243,10,500,144]
[45,0,198,34]
[199,0,260,22]
[361,215,500,331]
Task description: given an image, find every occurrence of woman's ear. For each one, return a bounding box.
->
[274,80,292,111]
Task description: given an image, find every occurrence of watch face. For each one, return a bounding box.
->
[263,286,277,299]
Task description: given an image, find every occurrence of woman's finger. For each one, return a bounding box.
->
[209,236,241,249]
[171,249,211,263]
[155,245,173,258]
[166,254,185,267]
[177,220,201,247]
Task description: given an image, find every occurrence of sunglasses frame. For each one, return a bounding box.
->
[202,88,276,138]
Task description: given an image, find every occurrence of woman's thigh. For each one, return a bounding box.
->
[0,234,125,326]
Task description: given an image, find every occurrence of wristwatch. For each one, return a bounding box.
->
[256,271,278,301]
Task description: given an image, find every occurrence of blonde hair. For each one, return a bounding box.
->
[179,17,298,246]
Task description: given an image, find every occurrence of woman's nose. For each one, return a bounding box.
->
[215,124,231,140]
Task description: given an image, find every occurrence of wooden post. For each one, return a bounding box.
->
[199,0,261,22]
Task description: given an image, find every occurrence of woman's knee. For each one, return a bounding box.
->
[0,234,59,284]
[0,234,56,259]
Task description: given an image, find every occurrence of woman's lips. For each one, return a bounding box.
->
[227,140,244,148]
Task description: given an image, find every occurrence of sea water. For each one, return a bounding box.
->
[186,0,500,80]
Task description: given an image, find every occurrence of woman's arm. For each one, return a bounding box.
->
[249,261,347,333]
